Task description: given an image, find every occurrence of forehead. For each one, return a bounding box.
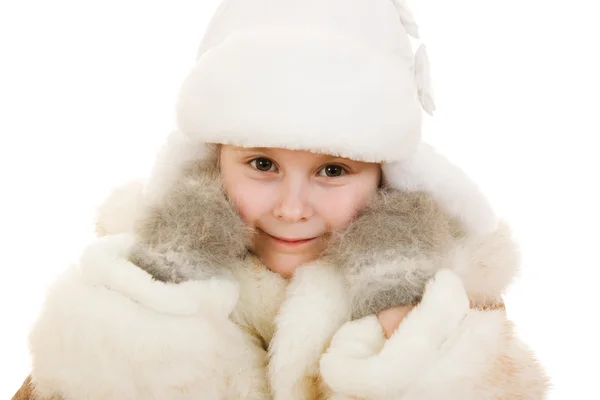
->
[223,145,353,163]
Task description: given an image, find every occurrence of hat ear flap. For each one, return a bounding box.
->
[382,142,498,236]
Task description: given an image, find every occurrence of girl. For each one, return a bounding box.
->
[13,0,549,398]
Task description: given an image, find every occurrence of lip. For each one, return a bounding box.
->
[263,231,318,246]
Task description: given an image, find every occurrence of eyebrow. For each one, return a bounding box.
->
[230,146,357,164]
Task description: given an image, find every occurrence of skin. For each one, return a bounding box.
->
[377,304,414,339]
[220,145,414,338]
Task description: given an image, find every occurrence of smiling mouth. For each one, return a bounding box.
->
[263,231,318,246]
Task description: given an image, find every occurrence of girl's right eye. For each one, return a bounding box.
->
[249,157,276,172]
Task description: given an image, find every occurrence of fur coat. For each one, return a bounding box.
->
[12,170,550,399]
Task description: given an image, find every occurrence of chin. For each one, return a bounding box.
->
[262,252,317,278]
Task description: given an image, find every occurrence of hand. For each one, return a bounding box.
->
[376,304,415,339]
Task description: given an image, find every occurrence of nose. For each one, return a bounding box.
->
[273,176,314,223]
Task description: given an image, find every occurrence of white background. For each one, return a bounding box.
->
[1,0,598,398]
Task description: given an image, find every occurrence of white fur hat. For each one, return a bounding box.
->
[142,0,498,237]
[177,0,434,163]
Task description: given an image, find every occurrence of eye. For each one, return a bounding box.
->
[318,164,347,177]
[249,157,276,172]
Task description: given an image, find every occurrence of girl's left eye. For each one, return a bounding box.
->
[318,164,347,177]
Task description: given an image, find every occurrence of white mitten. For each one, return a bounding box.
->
[320,269,474,399]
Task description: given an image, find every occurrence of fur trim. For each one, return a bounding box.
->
[268,262,349,400]
[326,187,517,320]
[132,152,253,283]
[230,257,289,347]
[177,27,422,163]
[28,234,268,400]
[326,189,456,319]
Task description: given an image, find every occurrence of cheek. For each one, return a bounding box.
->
[224,180,274,225]
[316,184,378,230]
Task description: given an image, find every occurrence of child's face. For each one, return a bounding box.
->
[220,145,381,277]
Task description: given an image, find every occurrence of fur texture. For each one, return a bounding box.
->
[129,147,458,324]
[177,0,428,164]
[325,188,460,319]
[21,171,549,399]
[131,147,253,283]
[28,235,270,400]
[267,262,349,399]
[93,163,525,400]
[121,157,528,400]
[319,269,550,399]
[130,148,478,322]
[16,0,550,394]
